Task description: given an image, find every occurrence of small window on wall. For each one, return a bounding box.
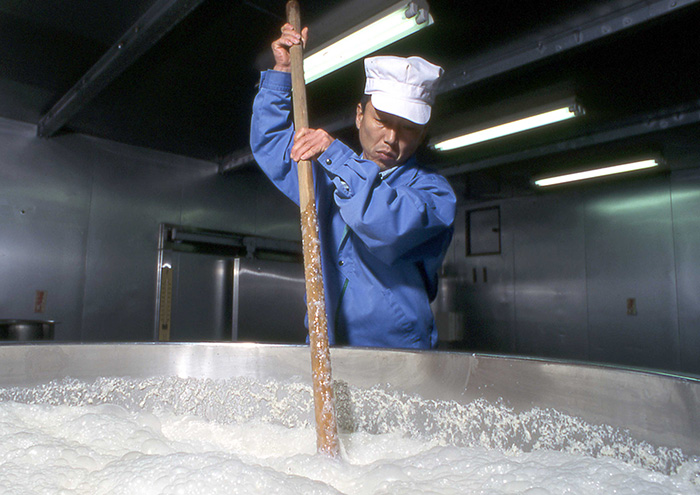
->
[466,206,501,256]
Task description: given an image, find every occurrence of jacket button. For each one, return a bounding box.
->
[338,260,344,266]
[325,158,332,165]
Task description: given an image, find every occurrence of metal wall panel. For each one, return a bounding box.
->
[235,258,307,344]
[0,116,301,343]
[466,207,501,255]
[450,203,517,352]
[442,169,698,375]
[671,168,700,375]
[169,253,233,341]
[181,166,301,242]
[584,177,679,371]
[511,194,589,360]
[79,139,192,341]
[75,138,299,342]
[0,118,92,340]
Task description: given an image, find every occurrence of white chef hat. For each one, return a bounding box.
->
[364,55,443,125]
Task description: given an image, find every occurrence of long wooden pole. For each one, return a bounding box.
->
[286,0,341,458]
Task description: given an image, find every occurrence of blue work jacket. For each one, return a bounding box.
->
[250,70,456,349]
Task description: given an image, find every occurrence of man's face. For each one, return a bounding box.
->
[356,100,427,171]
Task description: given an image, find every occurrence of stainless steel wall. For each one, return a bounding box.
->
[511,193,589,360]
[0,116,300,342]
[168,253,233,342]
[445,162,700,375]
[235,257,307,343]
[671,168,700,374]
[0,118,91,338]
[585,178,679,371]
[3,114,700,375]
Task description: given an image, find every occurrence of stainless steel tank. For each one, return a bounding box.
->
[0,343,698,464]
[0,319,55,340]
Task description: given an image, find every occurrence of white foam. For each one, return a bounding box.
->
[0,377,698,494]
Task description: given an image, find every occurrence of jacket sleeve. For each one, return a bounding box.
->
[317,139,457,266]
[249,70,300,205]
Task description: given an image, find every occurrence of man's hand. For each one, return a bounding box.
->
[291,128,335,162]
[272,23,308,73]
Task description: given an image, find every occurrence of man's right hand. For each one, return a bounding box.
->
[272,23,308,73]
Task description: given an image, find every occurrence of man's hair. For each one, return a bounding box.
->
[360,94,371,111]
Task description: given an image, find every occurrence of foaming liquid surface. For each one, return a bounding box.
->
[1,376,699,494]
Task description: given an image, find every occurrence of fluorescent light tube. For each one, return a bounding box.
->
[433,106,579,151]
[534,159,660,187]
[303,1,434,84]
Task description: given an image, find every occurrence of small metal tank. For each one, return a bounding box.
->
[0,319,55,341]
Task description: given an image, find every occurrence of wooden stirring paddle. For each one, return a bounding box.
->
[286,0,341,458]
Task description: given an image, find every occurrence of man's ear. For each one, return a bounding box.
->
[355,103,364,130]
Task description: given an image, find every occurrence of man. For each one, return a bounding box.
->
[250,23,456,349]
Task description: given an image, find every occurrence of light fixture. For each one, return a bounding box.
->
[534,159,660,187]
[431,99,584,151]
[303,1,433,84]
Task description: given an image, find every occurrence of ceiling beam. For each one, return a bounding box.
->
[37,0,205,138]
[438,0,700,95]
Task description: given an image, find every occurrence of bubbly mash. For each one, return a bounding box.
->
[0,376,698,494]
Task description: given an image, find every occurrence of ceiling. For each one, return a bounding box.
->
[2,0,699,195]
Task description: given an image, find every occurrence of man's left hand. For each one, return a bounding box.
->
[291,128,335,162]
